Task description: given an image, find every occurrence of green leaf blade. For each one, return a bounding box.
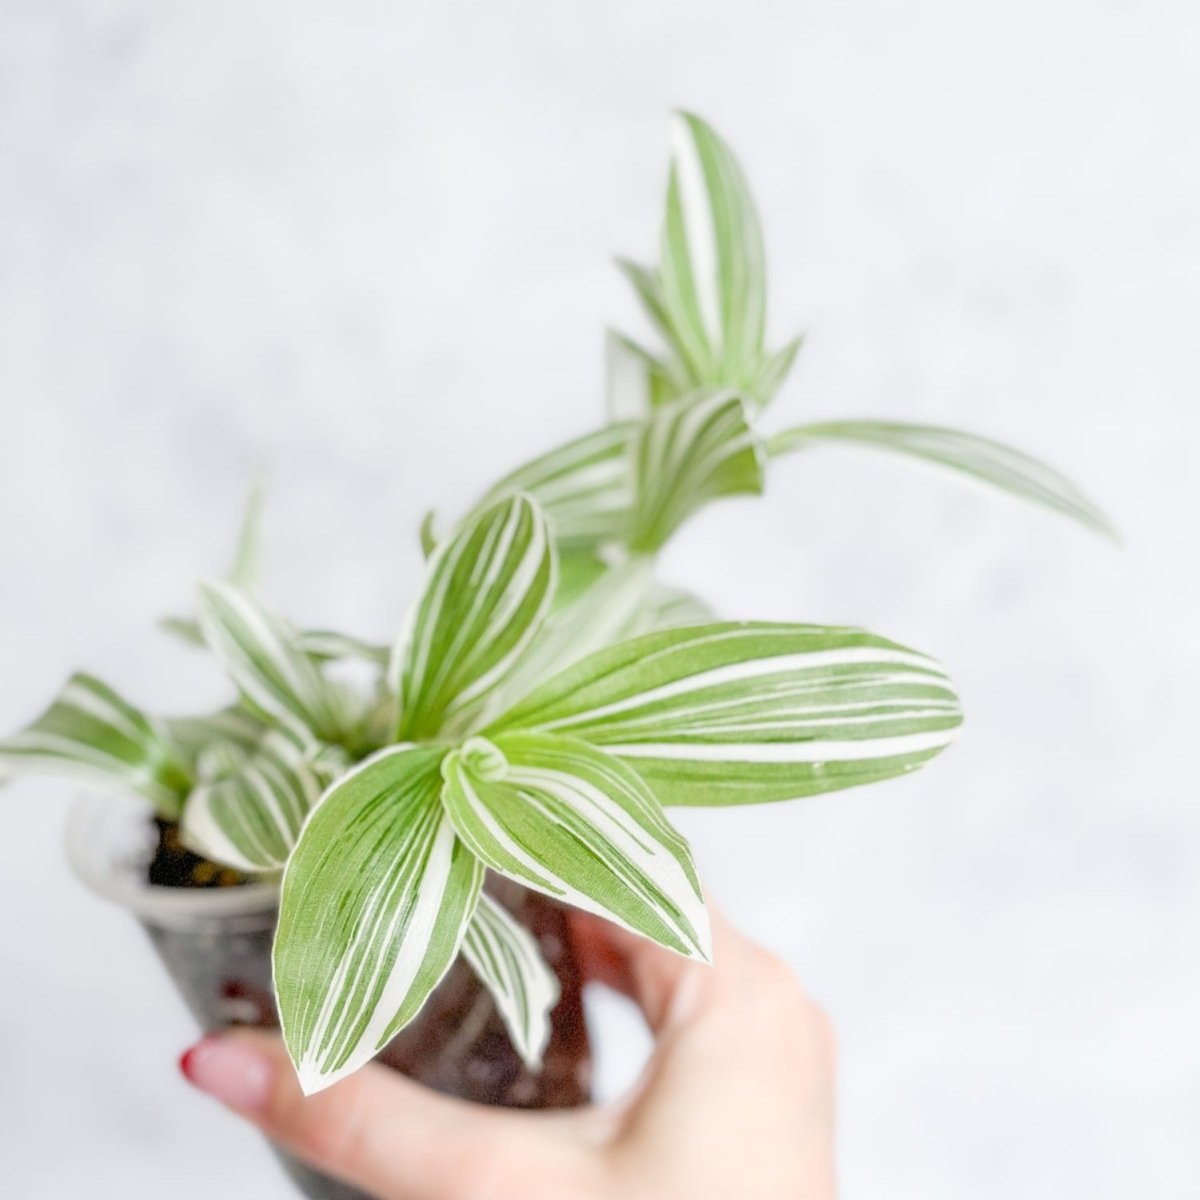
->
[474,426,635,551]
[393,494,556,740]
[196,581,346,742]
[768,420,1117,540]
[442,733,710,961]
[461,893,560,1071]
[490,623,962,807]
[180,732,321,871]
[0,674,190,816]
[274,745,484,1095]
[628,390,765,551]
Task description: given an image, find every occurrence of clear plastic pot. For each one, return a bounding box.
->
[65,795,592,1200]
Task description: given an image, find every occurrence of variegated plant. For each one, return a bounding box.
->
[0,111,1108,1098]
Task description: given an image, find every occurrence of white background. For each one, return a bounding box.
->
[2,2,1198,1196]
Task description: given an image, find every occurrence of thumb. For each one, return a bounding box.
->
[179,1028,583,1200]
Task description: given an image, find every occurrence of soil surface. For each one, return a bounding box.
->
[146,818,249,889]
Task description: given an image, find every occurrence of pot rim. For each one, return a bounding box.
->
[64,792,279,928]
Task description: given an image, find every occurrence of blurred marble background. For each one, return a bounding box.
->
[1,1,1197,1195]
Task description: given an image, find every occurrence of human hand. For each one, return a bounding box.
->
[180,903,837,1200]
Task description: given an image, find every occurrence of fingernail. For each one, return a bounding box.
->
[179,1034,275,1114]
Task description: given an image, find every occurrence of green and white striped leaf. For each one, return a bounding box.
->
[751,334,804,410]
[615,258,682,363]
[659,111,766,386]
[461,893,560,1071]
[767,420,1117,539]
[553,548,609,610]
[628,390,765,551]
[491,623,962,808]
[274,745,484,1094]
[196,581,347,742]
[441,733,710,961]
[0,674,191,816]
[628,583,716,635]
[490,558,656,715]
[180,732,322,871]
[605,330,680,422]
[392,494,556,740]
[476,425,635,550]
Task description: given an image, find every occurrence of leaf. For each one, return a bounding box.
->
[627,583,715,636]
[196,581,347,742]
[180,732,321,871]
[165,707,267,761]
[0,674,191,816]
[489,558,656,715]
[553,548,609,610]
[274,745,484,1094]
[228,477,267,589]
[605,330,679,422]
[295,630,389,665]
[659,111,767,386]
[418,510,439,559]
[627,390,765,551]
[614,258,683,367]
[461,893,560,1071]
[392,494,556,740]
[475,425,635,550]
[751,335,804,410]
[441,733,711,960]
[491,623,962,808]
[767,420,1117,539]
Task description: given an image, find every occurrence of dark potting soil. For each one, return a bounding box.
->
[146,817,251,889]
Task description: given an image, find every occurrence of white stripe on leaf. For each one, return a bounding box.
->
[274,745,484,1095]
[659,112,767,387]
[628,390,765,552]
[392,494,556,740]
[196,581,347,742]
[473,426,635,550]
[180,732,321,871]
[461,893,560,1071]
[441,733,711,962]
[488,623,962,808]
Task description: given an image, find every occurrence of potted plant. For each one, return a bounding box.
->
[1,113,1110,1200]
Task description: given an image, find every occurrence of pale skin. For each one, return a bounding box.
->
[180,903,837,1200]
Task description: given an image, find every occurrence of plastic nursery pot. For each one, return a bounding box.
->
[65,794,593,1200]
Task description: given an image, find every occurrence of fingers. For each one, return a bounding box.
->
[179,1028,588,1200]
[568,900,745,1031]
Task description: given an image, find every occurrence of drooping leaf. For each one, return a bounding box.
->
[392,494,556,740]
[491,623,962,807]
[0,674,191,816]
[441,733,711,961]
[180,731,321,871]
[767,420,1117,539]
[627,390,765,551]
[196,581,347,742]
[659,111,767,387]
[274,745,484,1094]
[461,892,560,1071]
[475,425,635,550]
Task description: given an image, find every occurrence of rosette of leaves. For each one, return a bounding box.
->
[468,111,1115,565]
[0,493,962,1094]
